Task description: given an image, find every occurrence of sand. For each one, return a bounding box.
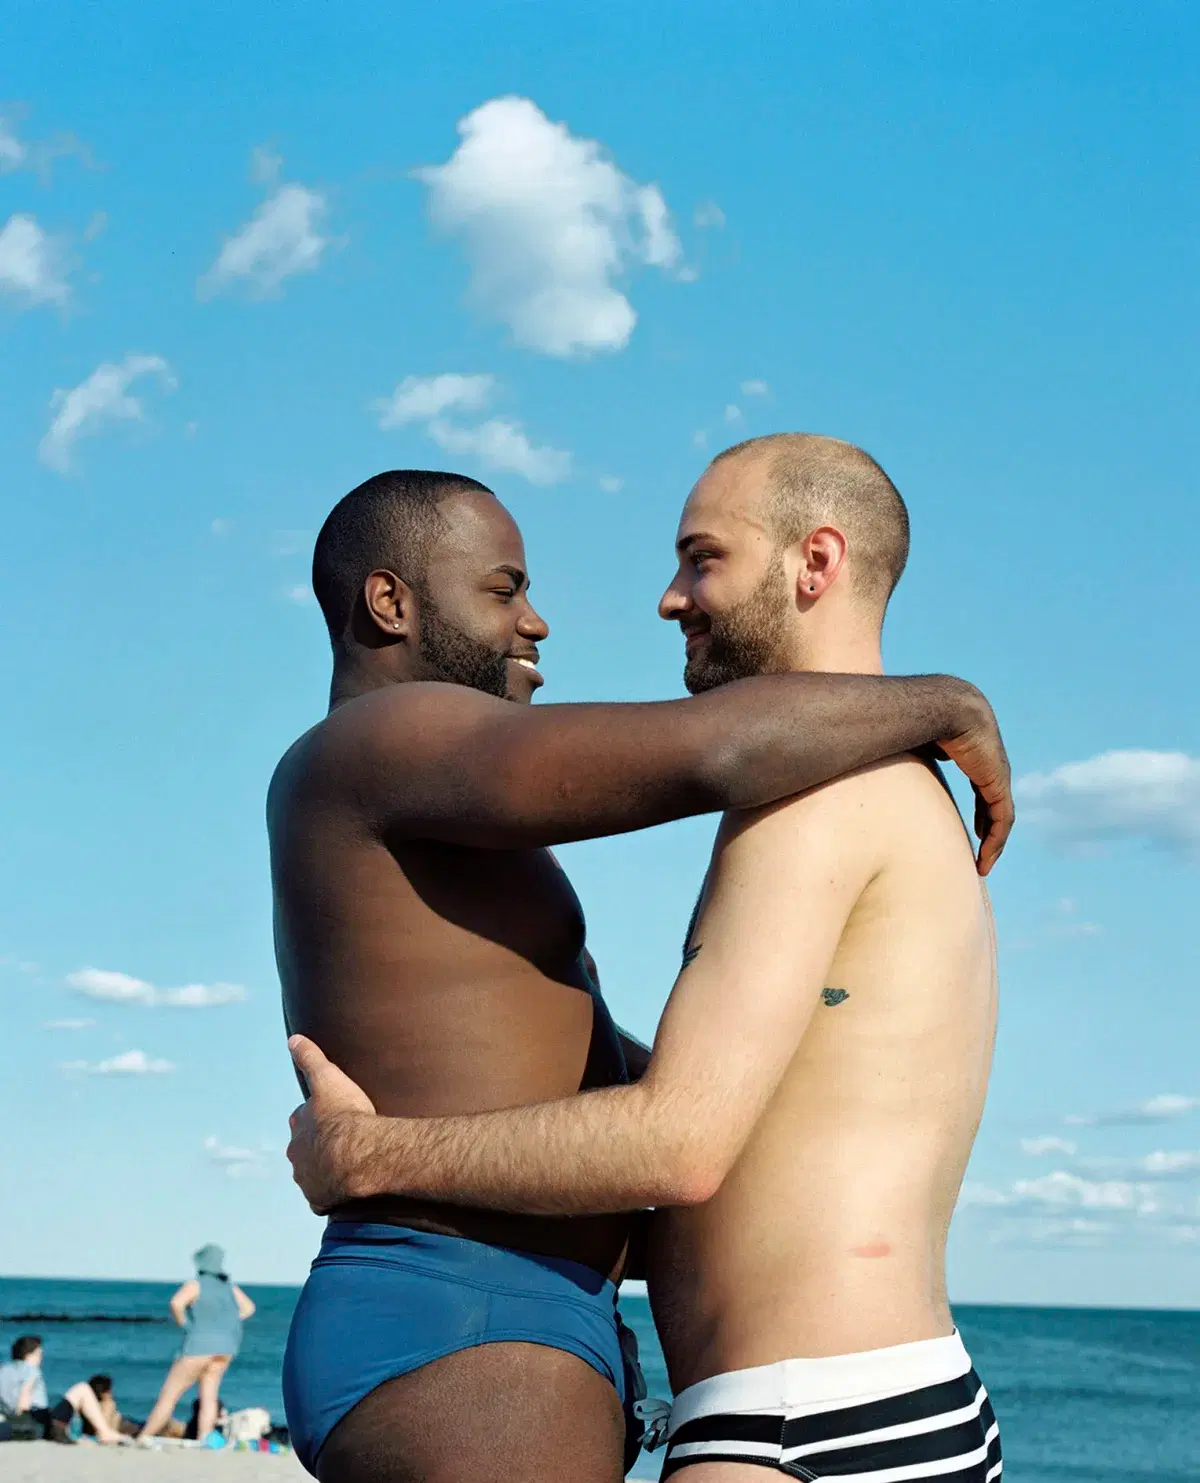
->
[0,1444,309,1483]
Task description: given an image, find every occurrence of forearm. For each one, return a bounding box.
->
[691,671,975,810]
[376,672,982,850]
[342,1084,699,1216]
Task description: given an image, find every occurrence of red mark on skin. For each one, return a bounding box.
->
[852,1241,892,1258]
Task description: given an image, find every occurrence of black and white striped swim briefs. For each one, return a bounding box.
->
[659,1332,1001,1480]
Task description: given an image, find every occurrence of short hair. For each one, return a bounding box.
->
[89,1375,113,1398]
[311,470,493,644]
[712,434,910,606]
[11,1336,41,1361]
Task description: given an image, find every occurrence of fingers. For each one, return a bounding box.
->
[974,784,1015,877]
[288,1034,330,1088]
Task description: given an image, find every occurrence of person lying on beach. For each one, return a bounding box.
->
[287,437,1005,1483]
[81,1374,184,1440]
[0,1336,125,1444]
[269,465,1011,1483]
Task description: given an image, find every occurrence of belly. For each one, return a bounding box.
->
[647,1103,969,1389]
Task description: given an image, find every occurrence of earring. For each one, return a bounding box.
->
[808,585,815,592]
[392,622,400,629]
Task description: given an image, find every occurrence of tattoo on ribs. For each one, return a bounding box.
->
[822,987,850,1007]
[681,943,703,970]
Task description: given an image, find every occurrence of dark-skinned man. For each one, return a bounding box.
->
[271,469,1011,1483]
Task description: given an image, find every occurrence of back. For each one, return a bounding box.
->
[268,702,632,1276]
[650,756,997,1389]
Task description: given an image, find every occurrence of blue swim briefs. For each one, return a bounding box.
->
[283,1221,639,1475]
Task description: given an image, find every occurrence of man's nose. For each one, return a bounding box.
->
[658,577,691,622]
[518,603,550,641]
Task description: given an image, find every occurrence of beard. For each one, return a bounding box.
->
[417,599,513,701]
[683,561,791,695]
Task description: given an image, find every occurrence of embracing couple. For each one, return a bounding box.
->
[270,434,1009,1483]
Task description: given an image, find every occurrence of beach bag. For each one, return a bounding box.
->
[226,1408,271,1443]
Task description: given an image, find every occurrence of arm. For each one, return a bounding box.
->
[292,670,1010,873]
[16,1374,35,1414]
[232,1285,256,1320]
[289,778,875,1215]
[169,1281,198,1327]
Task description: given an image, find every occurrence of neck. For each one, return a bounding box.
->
[782,625,884,677]
[329,650,411,710]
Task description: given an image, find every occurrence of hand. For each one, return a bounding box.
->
[936,685,1014,876]
[287,1036,378,1214]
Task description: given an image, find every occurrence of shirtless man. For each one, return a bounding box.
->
[272,465,1010,1483]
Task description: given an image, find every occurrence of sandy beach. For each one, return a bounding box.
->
[0,1446,308,1483]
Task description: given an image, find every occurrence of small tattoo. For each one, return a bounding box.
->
[681,943,702,970]
[822,987,849,1007]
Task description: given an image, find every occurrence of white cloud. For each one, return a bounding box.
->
[0,112,92,179]
[416,96,683,356]
[0,117,28,172]
[43,1018,96,1031]
[724,404,743,423]
[67,966,247,1008]
[427,417,571,487]
[375,371,571,486]
[205,1136,273,1180]
[1067,1093,1199,1128]
[1015,750,1200,857]
[0,214,71,308]
[598,476,624,493]
[1021,1136,1078,1157]
[61,1049,176,1076]
[740,379,770,397]
[270,529,310,558]
[1075,1150,1200,1181]
[692,430,708,448]
[285,585,314,606]
[373,373,495,429]
[250,145,283,186]
[200,152,331,299]
[39,354,175,474]
[694,200,726,230]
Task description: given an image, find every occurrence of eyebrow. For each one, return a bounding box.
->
[489,564,529,590]
[676,532,723,555]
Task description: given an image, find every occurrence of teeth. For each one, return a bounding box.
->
[512,658,537,669]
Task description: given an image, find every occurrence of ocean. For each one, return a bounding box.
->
[1,1278,1196,1481]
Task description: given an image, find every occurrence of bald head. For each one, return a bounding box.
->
[711,434,910,608]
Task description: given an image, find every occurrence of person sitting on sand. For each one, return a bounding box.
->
[137,1244,256,1444]
[0,1337,125,1445]
[81,1374,185,1441]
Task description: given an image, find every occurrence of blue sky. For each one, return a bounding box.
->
[1,2,1197,1307]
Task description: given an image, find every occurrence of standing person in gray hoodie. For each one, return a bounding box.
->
[138,1244,256,1443]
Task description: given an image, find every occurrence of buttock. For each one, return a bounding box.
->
[659,1333,1001,1481]
[283,1222,641,1476]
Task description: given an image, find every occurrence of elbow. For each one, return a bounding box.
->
[655,1150,729,1208]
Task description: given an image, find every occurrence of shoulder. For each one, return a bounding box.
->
[268,684,499,814]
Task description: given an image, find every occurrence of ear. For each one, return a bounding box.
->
[794,525,848,602]
[362,569,418,640]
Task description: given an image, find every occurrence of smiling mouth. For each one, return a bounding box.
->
[508,656,543,682]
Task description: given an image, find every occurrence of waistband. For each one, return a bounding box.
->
[670,1331,972,1435]
[319,1221,618,1305]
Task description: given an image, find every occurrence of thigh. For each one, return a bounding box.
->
[200,1357,231,1386]
[316,1340,625,1483]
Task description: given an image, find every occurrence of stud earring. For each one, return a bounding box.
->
[808,585,816,592]
[392,622,401,629]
